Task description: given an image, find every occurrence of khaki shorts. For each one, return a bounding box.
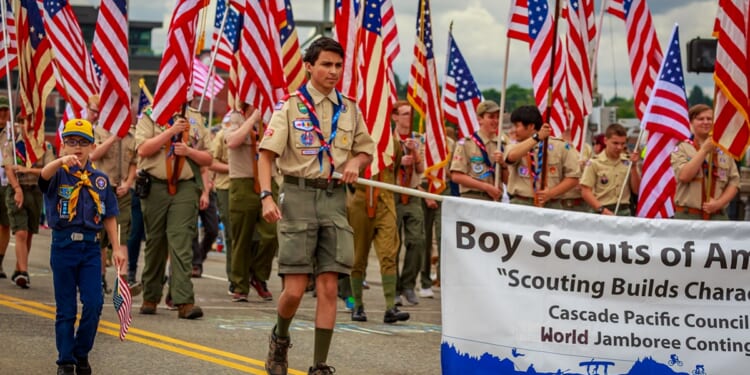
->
[276,182,353,276]
[6,185,42,234]
[0,186,9,226]
[99,189,132,247]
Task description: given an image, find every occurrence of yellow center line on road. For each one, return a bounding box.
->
[0,293,307,375]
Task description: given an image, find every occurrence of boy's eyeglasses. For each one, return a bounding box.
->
[64,139,92,147]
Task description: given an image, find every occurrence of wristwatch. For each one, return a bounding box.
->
[259,190,273,201]
[532,133,541,143]
[596,206,605,214]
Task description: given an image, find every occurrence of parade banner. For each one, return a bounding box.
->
[440,196,750,375]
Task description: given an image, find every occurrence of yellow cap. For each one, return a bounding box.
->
[62,119,94,142]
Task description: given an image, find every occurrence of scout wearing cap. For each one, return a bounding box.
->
[62,119,95,142]
[0,96,9,109]
[476,100,500,117]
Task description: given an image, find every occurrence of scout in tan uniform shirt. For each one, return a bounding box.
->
[2,115,55,288]
[580,123,641,216]
[135,107,212,319]
[258,37,374,375]
[209,122,233,291]
[505,105,580,209]
[671,104,739,220]
[450,100,506,201]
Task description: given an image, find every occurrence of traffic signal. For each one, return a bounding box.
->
[686,37,717,73]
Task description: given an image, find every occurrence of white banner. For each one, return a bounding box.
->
[440,196,750,375]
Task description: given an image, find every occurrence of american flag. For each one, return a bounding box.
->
[137,78,153,117]
[211,0,240,72]
[238,0,285,120]
[15,0,55,152]
[273,0,305,92]
[407,0,447,194]
[151,0,206,125]
[442,29,482,139]
[507,0,531,42]
[113,273,132,341]
[711,0,749,160]
[527,0,566,136]
[380,0,399,101]
[359,0,395,177]
[334,0,362,100]
[607,0,662,119]
[636,25,691,219]
[92,0,131,138]
[42,0,98,117]
[0,0,17,80]
[191,57,225,99]
[565,0,593,152]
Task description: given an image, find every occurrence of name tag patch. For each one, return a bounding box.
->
[293,119,313,131]
[301,149,318,155]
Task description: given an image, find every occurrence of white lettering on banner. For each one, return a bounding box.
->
[439,196,750,375]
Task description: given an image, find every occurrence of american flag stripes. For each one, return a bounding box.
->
[711,0,749,160]
[334,0,362,100]
[151,0,206,125]
[442,30,482,139]
[274,0,304,92]
[607,0,662,119]
[358,0,395,177]
[0,0,16,80]
[113,273,132,341]
[42,0,98,116]
[15,0,55,145]
[380,0,399,101]
[565,0,593,152]
[636,25,691,219]
[211,0,240,73]
[507,0,531,42]
[92,0,131,138]
[407,0,447,194]
[192,57,225,99]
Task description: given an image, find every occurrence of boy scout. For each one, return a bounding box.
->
[672,104,739,220]
[210,118,233,293]
[3,115,55,288]
[40,119,123,375]
[450,100,505,201]
[258,37,374,375]
[505,105,580,208]
[0,96,11,279]
[580,124,641,216]
[135,107,212,319]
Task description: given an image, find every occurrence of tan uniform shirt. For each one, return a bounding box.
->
[260,82,374,178]
[1,130,54,185]
[225,112,258,179]
[94,127,136,186]
[0,126,9,186]
[211,128,230,190]
[450,131,504,194]
[394,131,425,189]
[671,141,740,209]
[580,152,634,206]
[506,137,581,198]
[135,108,209,181]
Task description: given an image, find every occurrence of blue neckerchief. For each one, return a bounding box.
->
[470,131,495,179]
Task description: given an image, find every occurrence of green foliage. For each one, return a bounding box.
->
[605,96,636,119]
[687,85,713,107]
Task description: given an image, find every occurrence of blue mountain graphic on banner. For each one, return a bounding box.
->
[441,342,699,375]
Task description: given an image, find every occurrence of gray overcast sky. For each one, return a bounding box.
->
[73,0,717,101]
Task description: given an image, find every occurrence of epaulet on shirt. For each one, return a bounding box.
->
[275,93,298,111]
[340,93,355,103]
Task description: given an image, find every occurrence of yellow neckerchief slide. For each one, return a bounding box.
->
[62,163,103,222]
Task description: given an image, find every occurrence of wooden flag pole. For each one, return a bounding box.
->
[538,0,563,207]
[495,17,512,188]
[198,0,230,111]
[0,0,16,165]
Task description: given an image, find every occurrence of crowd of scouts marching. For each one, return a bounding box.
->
[0,37,739,375]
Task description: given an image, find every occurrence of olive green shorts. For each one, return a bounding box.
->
[6,185,42,234]
[276,182,354,276]
[0,185,9,226]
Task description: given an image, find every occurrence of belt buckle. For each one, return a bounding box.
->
[70,232,84,241]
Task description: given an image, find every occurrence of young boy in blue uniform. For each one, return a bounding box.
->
[40,119,124,375]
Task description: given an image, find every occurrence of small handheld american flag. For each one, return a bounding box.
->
[113,273,132,341]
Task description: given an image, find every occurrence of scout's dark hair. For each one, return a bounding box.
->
[510,105,544,131]
[688,103,712,122]
[605,123,627,138]
[303,37,344,65]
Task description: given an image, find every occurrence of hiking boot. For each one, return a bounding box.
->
[384,306,410,324]
[75,357,91,375]
[140,301,157,315]
[177,304,203,319]
[191,265,202,278]
[251,278,273,301]
[11,271,29,289]
[0,264,6,279]
[351,305,367,322]
[265,327,291,375]
[308,363,336,375]
[402,289,419,305]
[57,364,75,375]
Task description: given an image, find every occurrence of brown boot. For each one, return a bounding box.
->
[139,301,157,315]
[177,304,203,319]
[265,326,291,375]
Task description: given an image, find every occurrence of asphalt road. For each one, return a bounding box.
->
[0,229,443,375]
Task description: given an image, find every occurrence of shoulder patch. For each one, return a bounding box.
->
[457,138,466,145]
[274,101,285,111]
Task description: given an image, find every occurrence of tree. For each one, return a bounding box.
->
[687,85,712,107]
[483,84,535,113]
[605,96,637,119]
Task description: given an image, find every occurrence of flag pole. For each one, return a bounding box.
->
[197,0,231,111]
[613,128,645,215]
[1,0,16,166]
[538,0,563,207]
[495,2,514,188]
[333,172,444,202]
[582,0,610,160]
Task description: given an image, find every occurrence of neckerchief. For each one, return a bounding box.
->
[62,163,103,222]
[470,131,495,179]
[527,144,544,192]
[296,85,343,181]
